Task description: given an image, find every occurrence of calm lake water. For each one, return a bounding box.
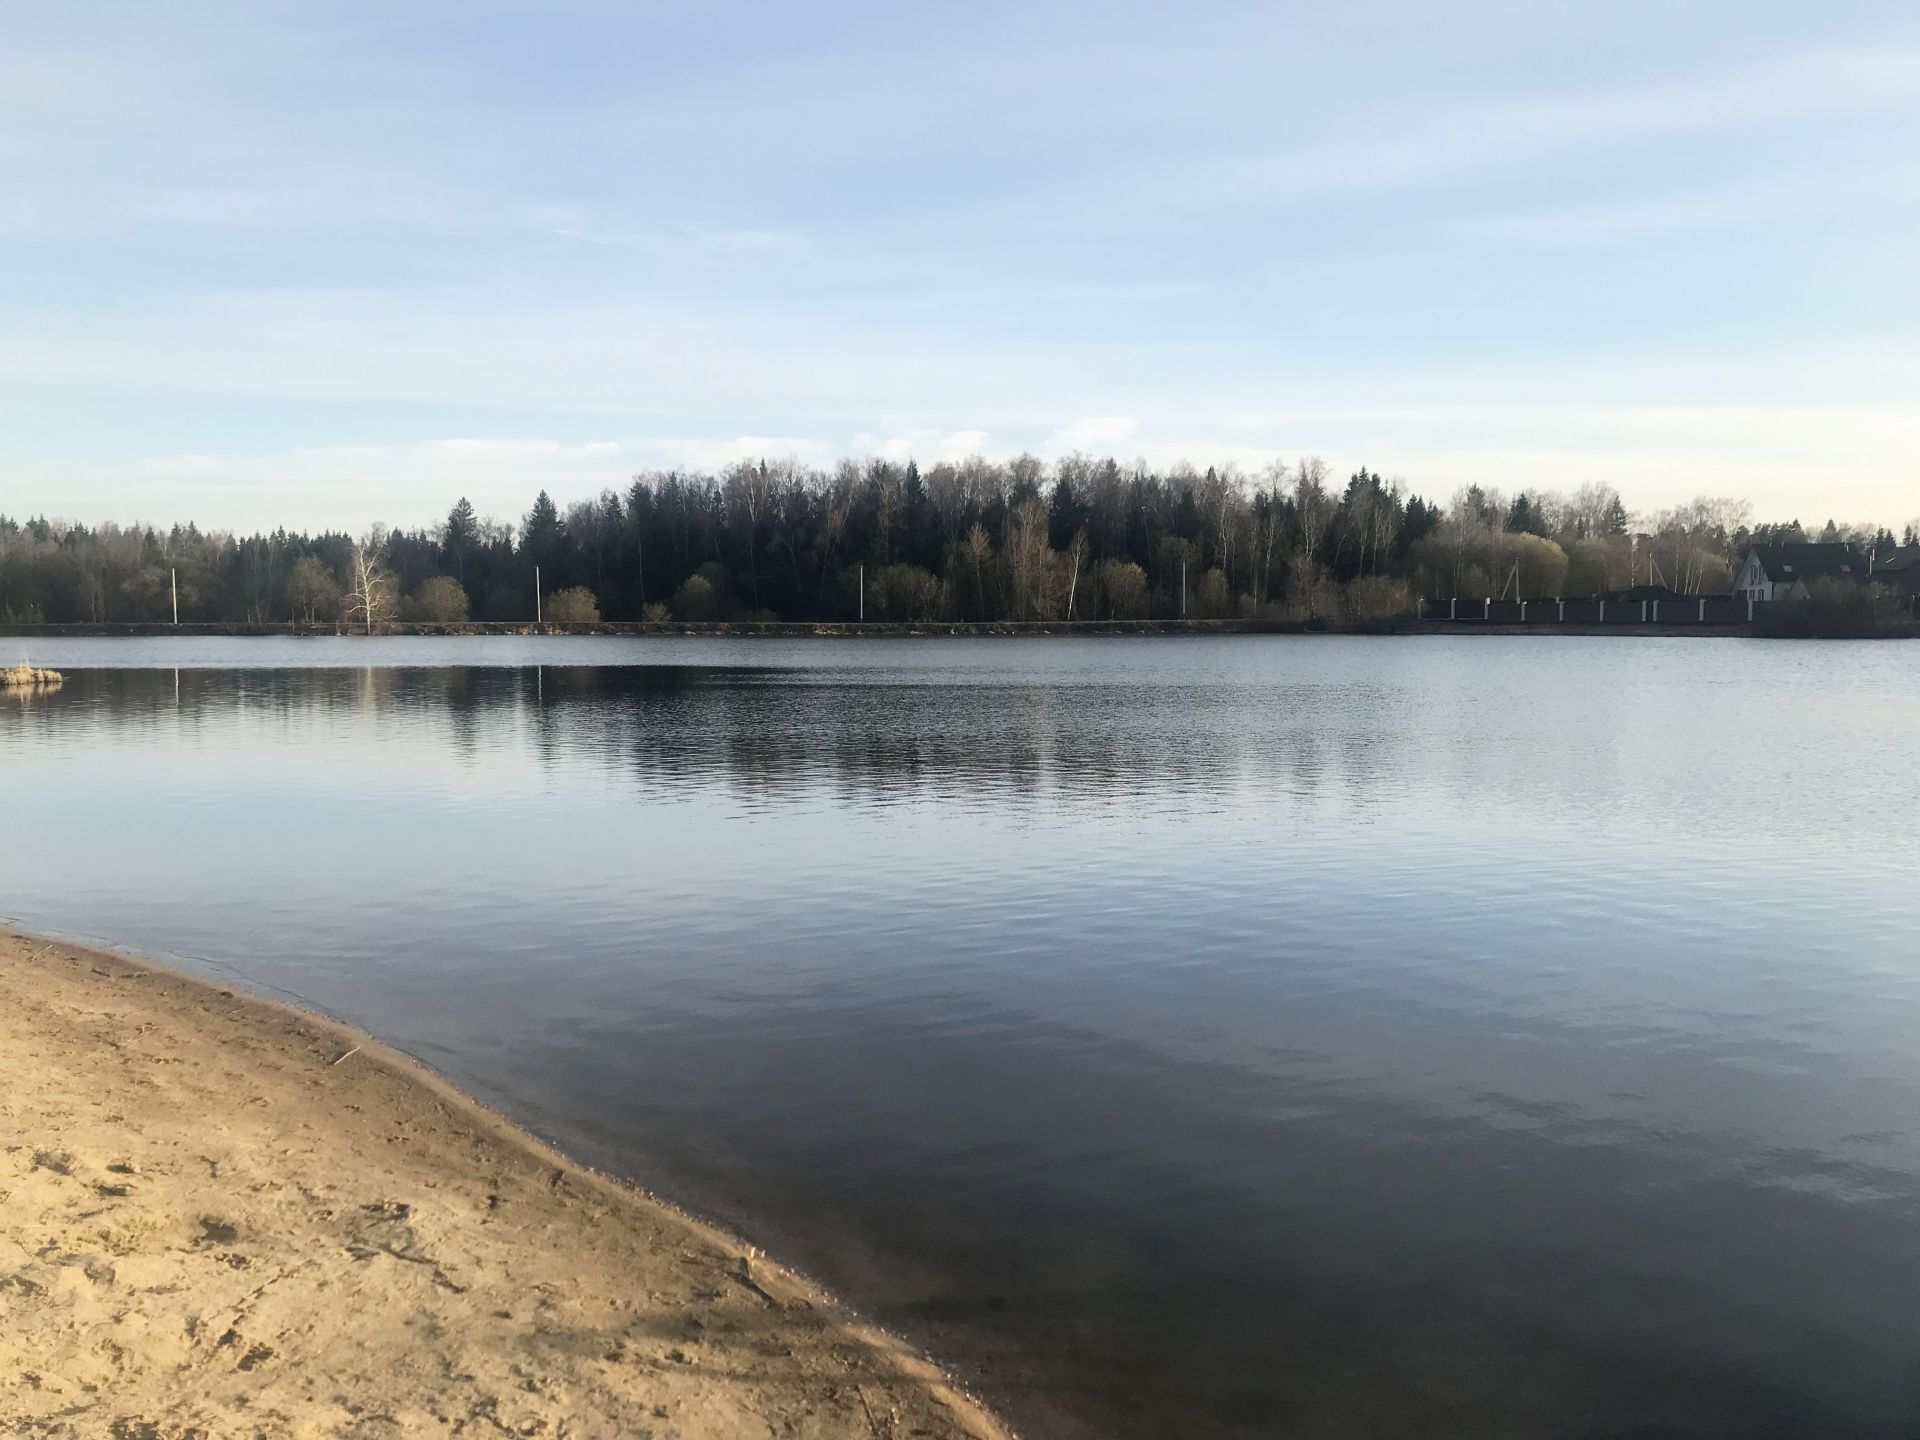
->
[5,635,1920,1437]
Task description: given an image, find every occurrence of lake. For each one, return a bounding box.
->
[5,635,1919,1438]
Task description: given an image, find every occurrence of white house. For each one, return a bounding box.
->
[1731,543,1864,602]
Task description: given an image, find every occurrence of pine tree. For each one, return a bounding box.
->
[524,491,562,565]
[1048,476,1088,551]
[443,497,478,579]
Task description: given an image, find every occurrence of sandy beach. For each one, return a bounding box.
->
[0,928,1011,1440]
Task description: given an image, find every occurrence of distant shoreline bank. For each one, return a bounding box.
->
[0,617,1759,638]
[8,618,1916,640]
[8,617,1384,638]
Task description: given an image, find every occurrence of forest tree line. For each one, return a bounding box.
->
[3,455,1916,626]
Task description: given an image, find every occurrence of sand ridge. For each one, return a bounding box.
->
[0,928,1013,1440]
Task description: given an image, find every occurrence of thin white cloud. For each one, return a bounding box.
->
[851,429,992,463]
[871,281,1205,314]
[22,439,630,533]
[1119,47,1920,210]
[637,435,838,471]
[1458,167,1909,246]
[1051,417,1138,449]
[544,222,802,257]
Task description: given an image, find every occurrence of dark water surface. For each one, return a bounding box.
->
[6,636,1920,1437]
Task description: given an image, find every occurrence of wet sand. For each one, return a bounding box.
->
[0,928,1012,1439]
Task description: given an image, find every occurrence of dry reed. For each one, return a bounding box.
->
[2,664,63,688]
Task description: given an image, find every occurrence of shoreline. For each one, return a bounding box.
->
[15,620,1913,640]
[0,926,1013,1440]
[8,618,1392,638]
[2,619,1798,639]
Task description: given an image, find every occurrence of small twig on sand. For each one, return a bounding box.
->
[329,1046,362,1068]
[855,1385,890,1439]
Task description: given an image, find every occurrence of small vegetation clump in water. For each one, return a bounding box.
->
[2,664,62,688]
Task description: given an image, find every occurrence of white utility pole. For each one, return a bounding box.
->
[535,565,542,624]
[858,564,864,621]
[171,567,179,626]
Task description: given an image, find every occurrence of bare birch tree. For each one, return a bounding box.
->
[1294,458,1331,571]
[1064,529,1089,619]
[343,534,397,635]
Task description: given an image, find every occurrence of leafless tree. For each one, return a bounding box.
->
[1006,498,1054,619]
[1064,529,1089,619]
[1294,458,1331,571]
[343,534,397,635]
[286,556,340,625]
[1371,477,1405,576]
[958,522,993,618]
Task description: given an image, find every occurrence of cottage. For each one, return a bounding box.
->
[1868,544,1920,597]
[1730,543,1864,602]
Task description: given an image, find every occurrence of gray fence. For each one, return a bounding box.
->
[1420,597,1768,626]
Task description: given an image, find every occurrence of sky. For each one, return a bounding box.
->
[3,0,1918,533]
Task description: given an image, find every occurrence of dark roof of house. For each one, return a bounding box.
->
[1870,545,1920,575]
[1747,543,1863,583]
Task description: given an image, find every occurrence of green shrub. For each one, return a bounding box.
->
[869,564,944,622]
[543,586,600,624]
[404,575,469,622]
[671,575,717,621]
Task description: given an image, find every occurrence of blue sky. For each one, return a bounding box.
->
[3,1,1917,532]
